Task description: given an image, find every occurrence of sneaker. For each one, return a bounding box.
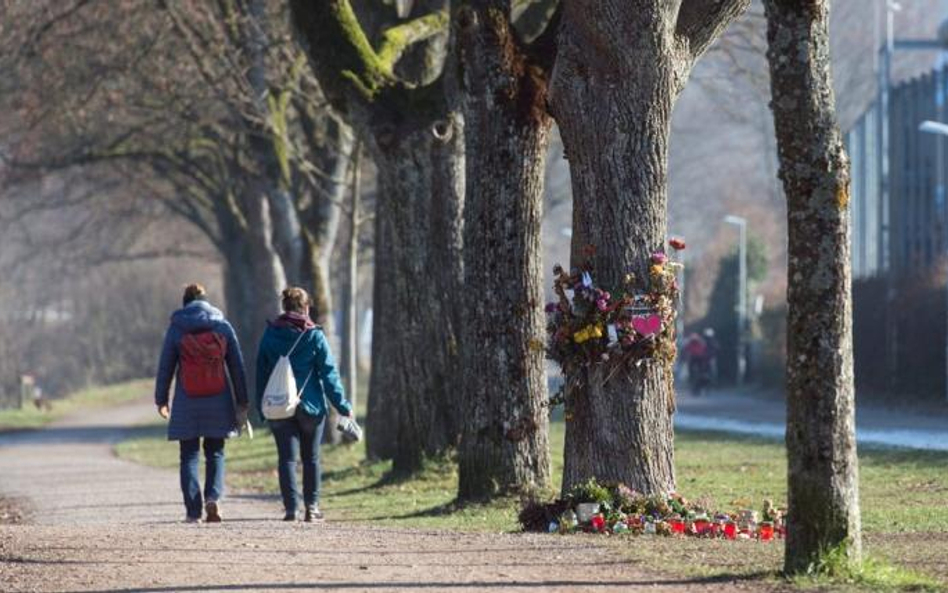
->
[304,506,323,522]
[205,501,222,523]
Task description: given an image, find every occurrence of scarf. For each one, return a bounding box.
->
[270,311,317,331]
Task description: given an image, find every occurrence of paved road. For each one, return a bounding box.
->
[0,400,762,593]
[676,390,948,451]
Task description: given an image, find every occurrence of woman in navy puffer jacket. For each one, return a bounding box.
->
[155,284,248,523]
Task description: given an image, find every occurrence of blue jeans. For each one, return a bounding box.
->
[270,409,325,514]
[179,438,225,519]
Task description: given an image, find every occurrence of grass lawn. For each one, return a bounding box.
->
[0,379,152,431]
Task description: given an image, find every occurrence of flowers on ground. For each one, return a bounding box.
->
[519,478,786,542]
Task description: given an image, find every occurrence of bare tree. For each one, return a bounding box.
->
[763,0,861,574]
[0,2,353,388]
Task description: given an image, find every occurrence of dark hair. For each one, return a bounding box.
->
[281,287,310,313]
[182,283,207,306]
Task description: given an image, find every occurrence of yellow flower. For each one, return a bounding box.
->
[650,264,664,276]
[573,324,604,344]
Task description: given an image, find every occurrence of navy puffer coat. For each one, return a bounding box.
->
[154,300,249,441]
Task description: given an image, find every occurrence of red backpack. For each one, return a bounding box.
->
[179,331,228,397]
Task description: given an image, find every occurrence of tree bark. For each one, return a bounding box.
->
[763,0,861,574]
[549,0,748,495]
[366,118,464,472]
[455,1,552,499]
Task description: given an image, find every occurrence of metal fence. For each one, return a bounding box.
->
[847,64,948,279]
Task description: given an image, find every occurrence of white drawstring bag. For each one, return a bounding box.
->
[262,330,313,420]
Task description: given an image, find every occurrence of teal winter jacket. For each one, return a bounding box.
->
[255,325,351,421]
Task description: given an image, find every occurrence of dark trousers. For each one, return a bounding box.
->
[179,437,225,519]
[269,409,325,514]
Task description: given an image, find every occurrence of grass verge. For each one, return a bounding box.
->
[0,379,152,432]
[790,544,943,591]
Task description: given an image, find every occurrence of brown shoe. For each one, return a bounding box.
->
[205,501,222,523]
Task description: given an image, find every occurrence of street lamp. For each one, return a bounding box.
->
[724,215,747,387]
[918,119,948,402]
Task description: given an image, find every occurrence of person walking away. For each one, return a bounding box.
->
[703,327,720,385]
[155,284,249,523]
[256,287,353,522]
[683,332,710,396]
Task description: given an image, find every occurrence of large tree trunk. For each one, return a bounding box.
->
[549,6,681,495]
[288,0,466,469]
[455,2,552,500]
[763,0,861,574]
[365,118,464,472]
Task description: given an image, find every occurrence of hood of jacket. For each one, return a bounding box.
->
[171,300,225,334]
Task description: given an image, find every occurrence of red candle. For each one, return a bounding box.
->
[723,521,737,540]
[590,514,606,532]
[694,519,710,535]
[760,522,774,541]
[671,519,686,534]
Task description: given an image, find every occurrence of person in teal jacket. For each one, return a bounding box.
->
[256,286,352,522]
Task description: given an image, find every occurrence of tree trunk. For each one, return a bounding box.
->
[549,7,681,495]
[219,192,287,395]
[763,0,861,573]
[340,144,362,417]
[365,118,464,472]
[455,3,552,500]
[303,117,353,330]
[288,0,466,468]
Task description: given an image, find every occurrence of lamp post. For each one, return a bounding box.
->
[918,119,948,402]
[724,215,747,386]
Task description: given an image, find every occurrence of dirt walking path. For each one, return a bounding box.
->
[0,401,764,592]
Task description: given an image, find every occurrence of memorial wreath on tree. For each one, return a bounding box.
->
[545,238,686,407]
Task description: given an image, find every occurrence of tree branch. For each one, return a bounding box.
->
[377,10,448,69]
[289,0,398,112]
[675,0,750,60]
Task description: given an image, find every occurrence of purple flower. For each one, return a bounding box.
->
[596,299,609,312]
[651,252,667,265]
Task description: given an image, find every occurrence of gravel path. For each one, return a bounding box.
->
[0,401,764,592]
